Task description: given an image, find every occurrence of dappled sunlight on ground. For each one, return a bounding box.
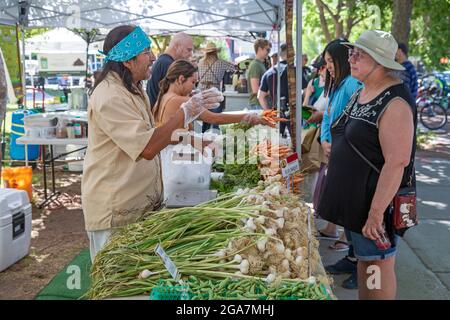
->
[29,248,50,264]
[416,159,450,186]
[420,200,448,211]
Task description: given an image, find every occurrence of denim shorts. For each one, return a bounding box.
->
[346,229,399,262]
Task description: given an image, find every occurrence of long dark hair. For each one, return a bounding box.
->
[90,25,142,97]
[322,38,351,97]
[153,59,197,117]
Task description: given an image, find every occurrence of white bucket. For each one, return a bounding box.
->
[66,144,85,172]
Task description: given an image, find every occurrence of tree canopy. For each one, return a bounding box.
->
[302,0,449,71]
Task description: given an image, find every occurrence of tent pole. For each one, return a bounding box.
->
[295,1,302,158]
[86,35,90,87]
[21,25,26,108]
[276,7,281,116]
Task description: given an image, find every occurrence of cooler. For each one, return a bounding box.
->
[0,189,32,272]
[10,110,40,161]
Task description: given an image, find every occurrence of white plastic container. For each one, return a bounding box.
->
[66,144,86,172]
[0,189,32,272]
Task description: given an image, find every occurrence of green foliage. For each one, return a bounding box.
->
[24,28,49,39]
[150,34,206,55]
[409,0,450,71]
[416,129,436,150]
[210,124,261,193]
[210,40,230,61]
[302,0,449,71]
[0,26,22,99]
[192,35,207,50]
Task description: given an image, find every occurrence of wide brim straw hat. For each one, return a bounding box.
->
[203,42,221,53]
[342,30,405,71]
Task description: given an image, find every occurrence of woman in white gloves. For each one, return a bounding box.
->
[153,59,269,130]
[153,59,270,201]
[82,25,224,261]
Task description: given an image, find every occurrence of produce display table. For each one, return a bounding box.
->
[223,91,251,112]
[16,137,88,208]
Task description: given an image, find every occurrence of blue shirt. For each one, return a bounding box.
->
[400,60,418,101]
[146,54,175,107]
[321,76,362,143]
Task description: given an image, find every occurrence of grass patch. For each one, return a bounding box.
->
[417,129,436,150]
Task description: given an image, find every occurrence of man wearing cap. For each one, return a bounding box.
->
[197,42,236,132]
[83,25,223,261]
[318,30,416,300]
[146,32,194,108]
[395,43,418,101]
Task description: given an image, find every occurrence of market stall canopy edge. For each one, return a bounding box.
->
[0,0,284,37]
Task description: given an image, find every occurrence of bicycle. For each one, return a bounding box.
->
[417,91,448,131]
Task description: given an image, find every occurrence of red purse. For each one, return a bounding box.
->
[392,185,418,230]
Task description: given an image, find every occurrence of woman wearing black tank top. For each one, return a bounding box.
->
[318,30,416,300]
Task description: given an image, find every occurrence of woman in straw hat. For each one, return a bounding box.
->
[198,42,236,132]
[317,30,417,300]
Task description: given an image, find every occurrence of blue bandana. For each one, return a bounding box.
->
[99,26,152,63]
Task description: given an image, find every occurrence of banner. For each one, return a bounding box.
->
[0,26,23,102]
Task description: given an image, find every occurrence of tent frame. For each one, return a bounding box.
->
[5,0,302,157]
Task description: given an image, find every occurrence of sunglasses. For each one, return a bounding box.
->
[348,48,366,61]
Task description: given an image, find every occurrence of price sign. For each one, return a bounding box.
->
[281,152,300,177]
[155,243,179,281]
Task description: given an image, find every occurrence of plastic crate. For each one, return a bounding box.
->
[149,281,191,300]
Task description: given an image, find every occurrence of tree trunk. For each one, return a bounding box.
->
[335,21,344,39]
[316,0,332,43]
[285,0,297,151]
[391,0,413,45]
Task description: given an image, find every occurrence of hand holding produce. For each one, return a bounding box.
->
[240,113,272,126]
[262,109,289,128]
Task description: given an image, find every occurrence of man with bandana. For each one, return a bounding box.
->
[82,25,223,261]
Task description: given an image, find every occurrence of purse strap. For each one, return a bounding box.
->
[199,60,221,86]
[344,132,381,174]
[343,90,415,187]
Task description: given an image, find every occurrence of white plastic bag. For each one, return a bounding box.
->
[161,139,213,200]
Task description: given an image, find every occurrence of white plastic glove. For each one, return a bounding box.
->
[181,87,224,127]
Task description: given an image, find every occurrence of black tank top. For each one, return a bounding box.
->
[317,83,417,234]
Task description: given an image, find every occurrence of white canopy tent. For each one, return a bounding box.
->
[1,0,281,35]
[0,0,302,156]
[25,28,102,54]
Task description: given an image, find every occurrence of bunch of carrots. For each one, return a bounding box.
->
[262,109,289,128]
[251,139,291,162]
[251,139,305,194]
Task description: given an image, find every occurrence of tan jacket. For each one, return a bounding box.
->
[82,72,163,231]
